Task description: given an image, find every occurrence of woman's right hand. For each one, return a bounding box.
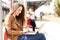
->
[19,31,24,35]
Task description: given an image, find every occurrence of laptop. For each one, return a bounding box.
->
[24,28,38,35]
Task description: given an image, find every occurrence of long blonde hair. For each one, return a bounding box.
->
[4,2,25,27]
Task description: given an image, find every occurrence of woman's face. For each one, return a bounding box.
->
[15,6,23,16]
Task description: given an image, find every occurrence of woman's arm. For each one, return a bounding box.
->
[4,15,24,36]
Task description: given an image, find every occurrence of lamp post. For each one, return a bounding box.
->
[10,0,12,11]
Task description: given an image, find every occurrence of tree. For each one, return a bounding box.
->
[54,0,60,16]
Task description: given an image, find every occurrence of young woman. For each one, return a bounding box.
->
[4,3,46,40]
[4,3,26,40]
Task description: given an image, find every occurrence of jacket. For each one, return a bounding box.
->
[4,15,24,40]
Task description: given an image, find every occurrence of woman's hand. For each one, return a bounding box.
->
[19,31,24,35]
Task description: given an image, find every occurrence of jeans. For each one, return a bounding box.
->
[30,19,36,31]
[18,33,46,40]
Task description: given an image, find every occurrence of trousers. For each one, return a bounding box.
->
[18,33,46,40]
